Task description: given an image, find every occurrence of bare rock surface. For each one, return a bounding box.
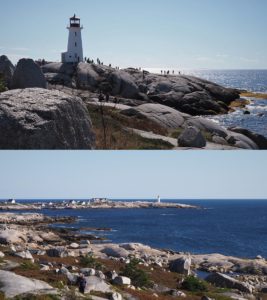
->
[0,270,55,298]
[206,272,253,294]
[0,88,95,149]
[121,103,187,129]
[43,62,239,116]
[11,58,47,89]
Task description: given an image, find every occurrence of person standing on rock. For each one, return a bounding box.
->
[105,93,110,103]
[77,274,87,294]
[98,92,104,102]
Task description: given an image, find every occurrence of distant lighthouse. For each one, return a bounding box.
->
[61,14,84,63]
[157,195,161,203]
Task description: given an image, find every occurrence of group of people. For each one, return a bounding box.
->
[160,70,181,75]
[98,92,119,104]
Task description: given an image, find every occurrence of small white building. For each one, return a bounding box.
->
[157,196,161,203]
[8,199,16,204]
[62,14,84,63]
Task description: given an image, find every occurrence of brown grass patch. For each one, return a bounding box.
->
[87,104,173,150]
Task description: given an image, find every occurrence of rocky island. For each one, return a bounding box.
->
[0,55,266,150]
[0,212,266,300]
[0,199,198,211]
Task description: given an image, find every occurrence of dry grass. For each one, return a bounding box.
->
[87,104,173,150]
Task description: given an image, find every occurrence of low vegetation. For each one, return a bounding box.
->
[80,254,103,270]
[121,258,151,288]
[87,104,173,150]
[181,276,208,292]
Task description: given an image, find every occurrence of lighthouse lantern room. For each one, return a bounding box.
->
[61,14,84,63]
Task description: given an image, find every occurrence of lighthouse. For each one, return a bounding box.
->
[61,14,84,63]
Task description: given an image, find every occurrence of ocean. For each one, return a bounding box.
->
[15,199,267,259]
[145,69,267,137]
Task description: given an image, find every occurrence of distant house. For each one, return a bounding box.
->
[69,200,76,205]
[8,199,16,204]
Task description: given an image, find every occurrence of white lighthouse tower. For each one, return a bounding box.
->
[61,14,84,63]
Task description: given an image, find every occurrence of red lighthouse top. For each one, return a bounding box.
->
[70,14,81,27]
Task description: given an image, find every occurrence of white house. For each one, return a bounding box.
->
[8,199,16,204]
[62,14,84,63]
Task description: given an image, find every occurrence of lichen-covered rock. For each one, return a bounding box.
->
[0,88,95,149]
[11,58,47,89]
[0,55,15,88]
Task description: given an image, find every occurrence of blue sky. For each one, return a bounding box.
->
[0,0,266,69]
[0,151,266,199]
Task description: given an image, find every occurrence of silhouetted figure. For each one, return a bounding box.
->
[142,70,145,80]
[172,70,174,75]
[77,274,87,294]
[179,71,181,75]
[99,92,104,102]
[114,97,119,104]
[105,93,110,102]
[167,70,170,75]
[161,70,163,75]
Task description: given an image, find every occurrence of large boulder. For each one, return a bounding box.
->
[113,276,131,286]
[169,257,191,275]
[101,246,129,258]
[0,229,26,245]
[0,55,15,88]
[46,247,69,258]
[85,276,112,293]
[206,272,253,294]
[178,126,207,148]
[0,270,55,298]
[11,58,47,89]
[121,103,187,129]
[0,88,95,149]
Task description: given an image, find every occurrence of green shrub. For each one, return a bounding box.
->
[19,261,40,271]
[80,254,103,270]
[181,276,208,292]
[121,258,151,288]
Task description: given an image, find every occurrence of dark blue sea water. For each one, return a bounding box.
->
[12,199,267,259]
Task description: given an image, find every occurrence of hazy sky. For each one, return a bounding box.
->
[0,151,266,199]
[0,0,267,69]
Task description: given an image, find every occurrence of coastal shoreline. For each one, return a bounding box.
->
[0,212,267,299]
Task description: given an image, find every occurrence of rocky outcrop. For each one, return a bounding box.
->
[0,229,26,244]
[121,103,187,129]
[0,270,55,298]
[206,272,253,294]
[178,126,207,148]
[0,88,95,149]
[0,55,15,88]
[11,58,47,89]
[42,62,239,115]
